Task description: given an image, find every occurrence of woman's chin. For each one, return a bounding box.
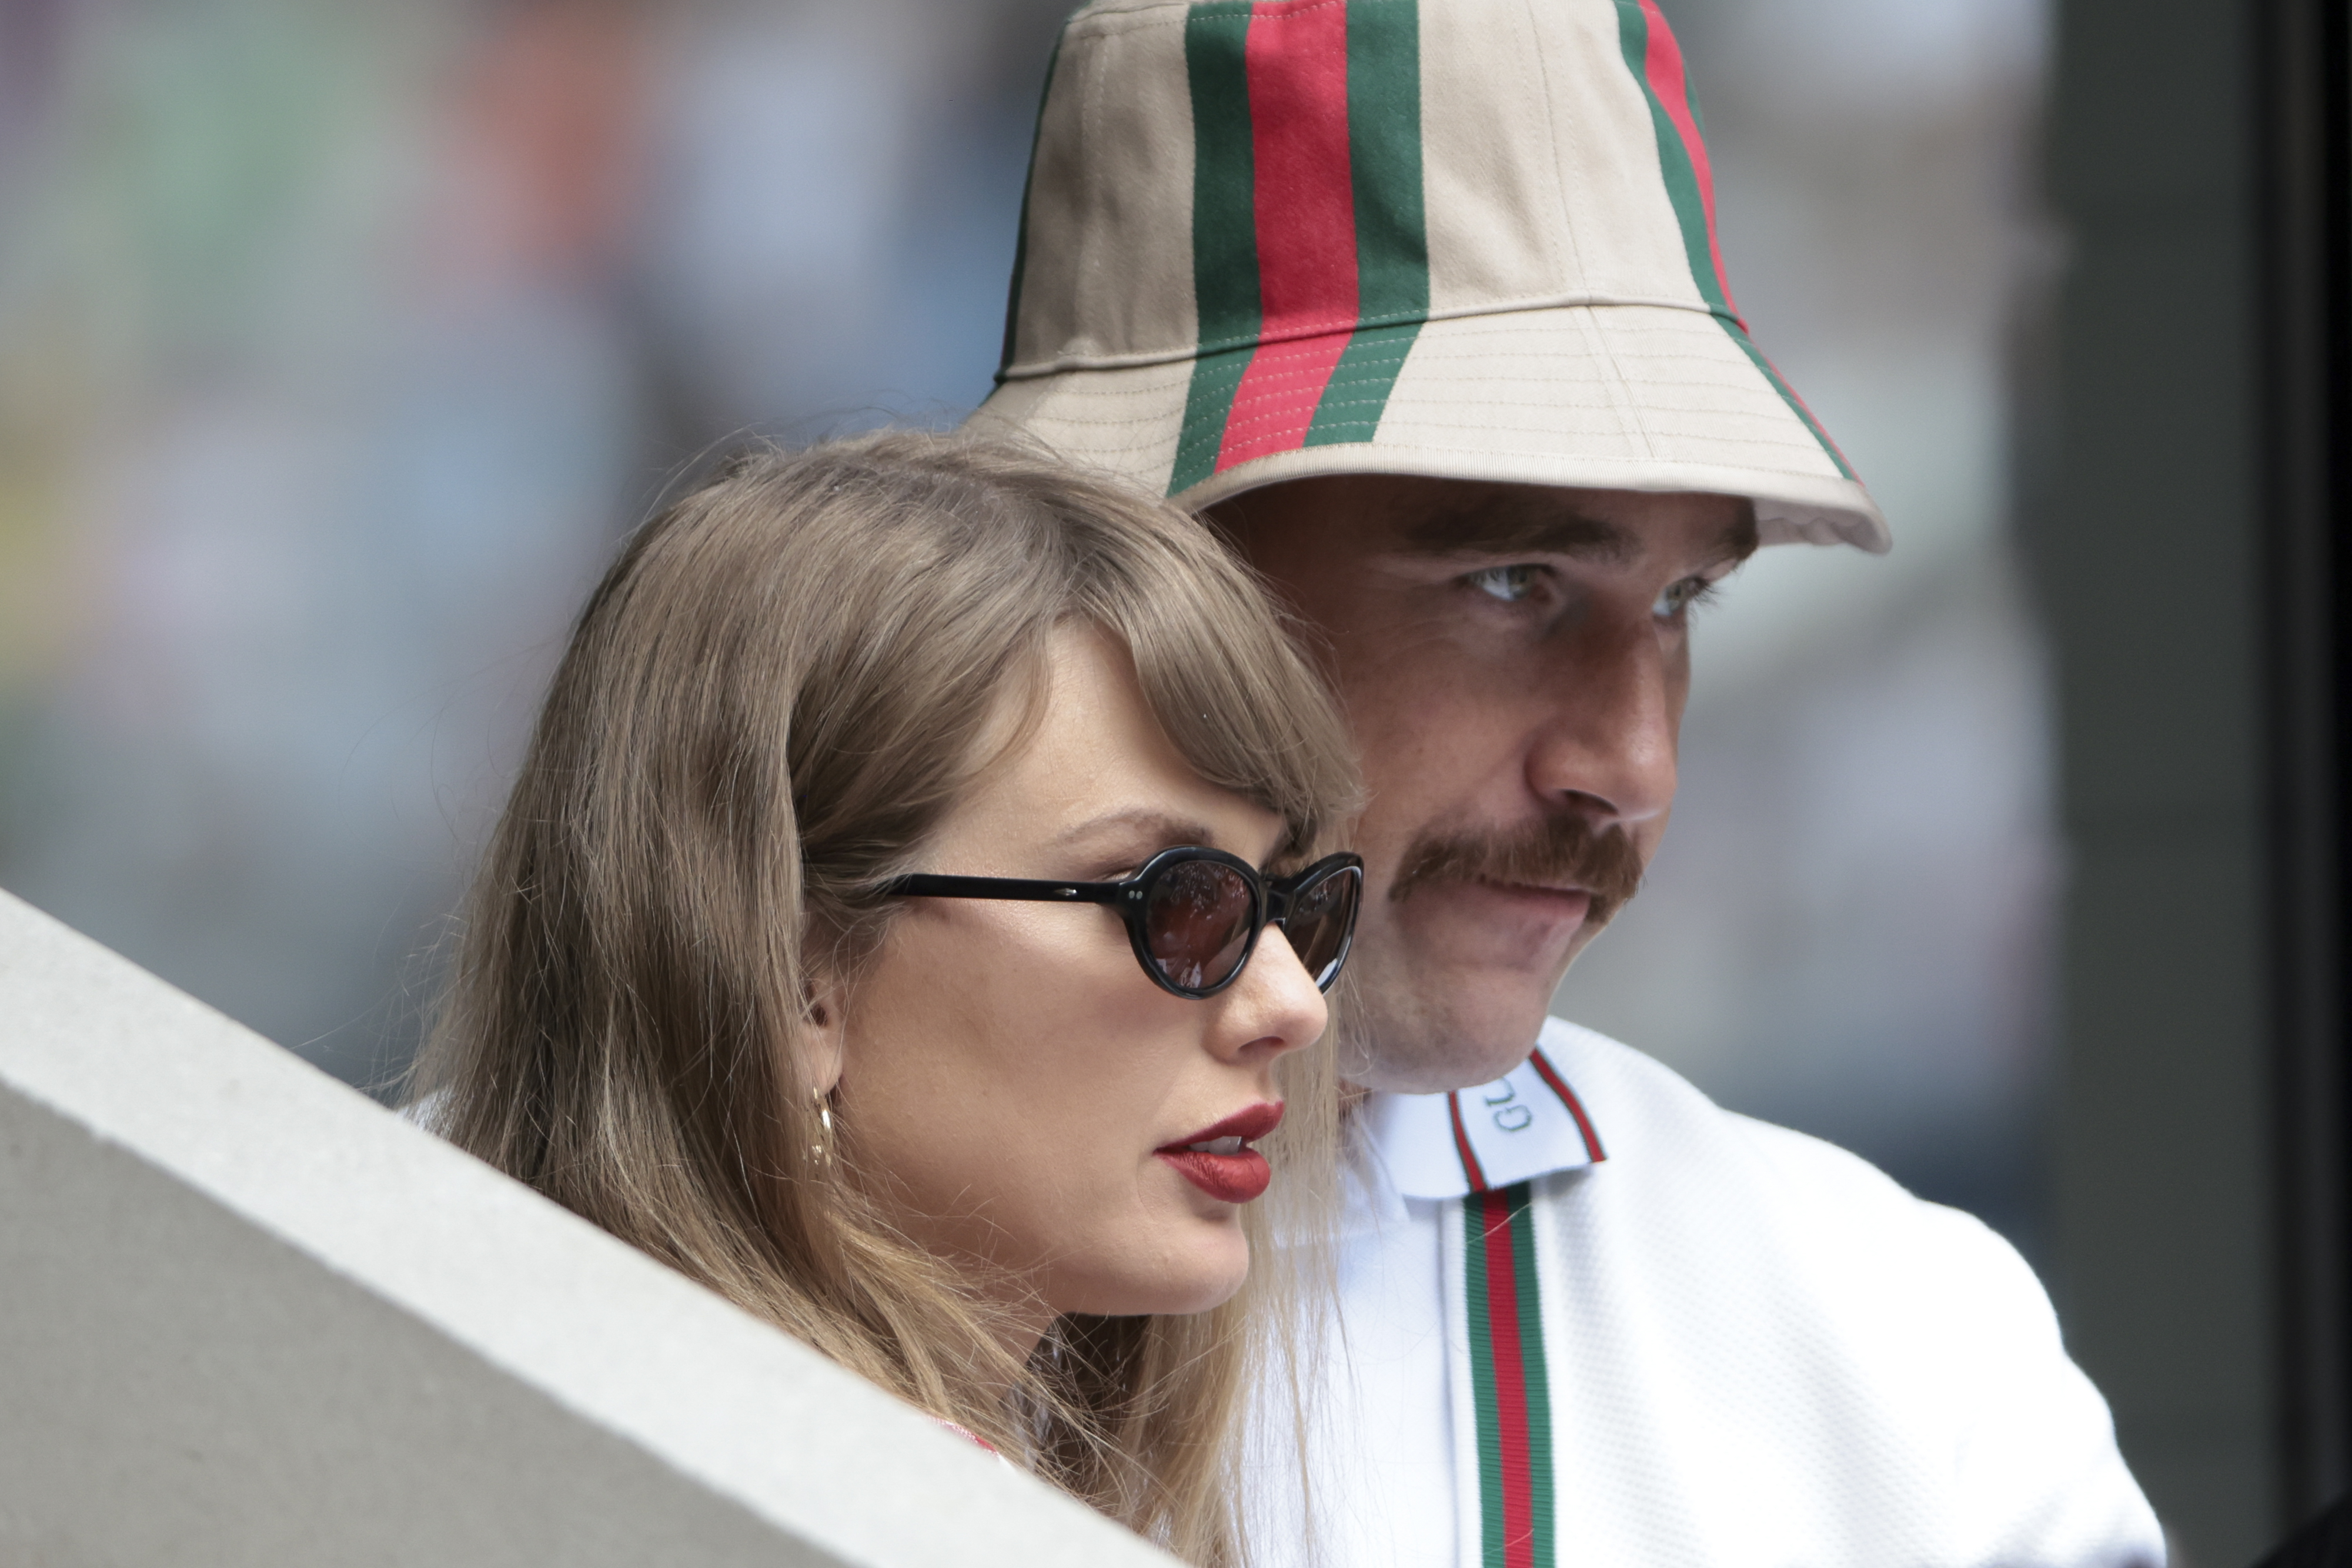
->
[1044,1233,1251,1319]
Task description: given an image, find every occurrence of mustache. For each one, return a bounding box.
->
[1388,815,1645,927]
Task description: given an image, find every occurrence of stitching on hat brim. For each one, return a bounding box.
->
[996,292,1737,381]
[971,306,1893,553]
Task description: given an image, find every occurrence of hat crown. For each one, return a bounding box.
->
[975,0,1886,556]
[1001,0,1736,380]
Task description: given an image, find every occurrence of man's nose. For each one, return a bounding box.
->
[1523,616,1679,825]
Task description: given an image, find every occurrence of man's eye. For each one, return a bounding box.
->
[1466,564,1545,603]
[1652,577,1722,619]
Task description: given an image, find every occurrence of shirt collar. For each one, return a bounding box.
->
[1358,1043,1608,1202]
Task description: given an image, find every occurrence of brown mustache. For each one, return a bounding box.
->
[1388,815,1645,927]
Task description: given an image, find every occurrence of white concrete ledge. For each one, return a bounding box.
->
[0,888,1175,1567]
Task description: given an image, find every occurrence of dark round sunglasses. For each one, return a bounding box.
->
[881,847,1364,1000]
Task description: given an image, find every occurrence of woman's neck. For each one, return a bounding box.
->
[986,1289,1057,1378]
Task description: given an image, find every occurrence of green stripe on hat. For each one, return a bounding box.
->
[1727,332,1858,482]
[1613,0,1733,322]
[1173,349,1253,492]
[1613,0,1857,482]
[1188,3,1262,350]
[1305,321,1420,444]
[1344,0,1427,326]
[1173,2,1262,493]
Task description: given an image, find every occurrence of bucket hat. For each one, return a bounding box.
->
[971,0,1889,551]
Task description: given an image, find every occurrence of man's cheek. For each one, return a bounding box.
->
[1635,809,1673,869]
[1358,657,1493,749]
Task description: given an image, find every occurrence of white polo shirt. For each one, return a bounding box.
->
[1257,1017,2166,1568]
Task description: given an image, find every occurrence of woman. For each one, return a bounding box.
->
[410,432,1361,1564]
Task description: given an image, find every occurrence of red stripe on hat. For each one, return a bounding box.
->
[1244,0,1358,337]
[1636,0,1742,324]
[1216,0,1358,472]
[1477,1189,1538,1567]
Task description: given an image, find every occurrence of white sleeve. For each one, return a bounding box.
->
[1914,1201,2167,1568]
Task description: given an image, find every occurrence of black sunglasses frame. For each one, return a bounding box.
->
[880,846,1364,999]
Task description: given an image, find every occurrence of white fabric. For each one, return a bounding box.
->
[1359,1046,1601,1198]
[1259,1017,2165,1568]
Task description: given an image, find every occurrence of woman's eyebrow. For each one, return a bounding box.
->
[1051,808,1220,853]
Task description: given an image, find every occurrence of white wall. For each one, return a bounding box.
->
[0,888,1174,1568]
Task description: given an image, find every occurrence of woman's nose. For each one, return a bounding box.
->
[1211,930,1328,1060]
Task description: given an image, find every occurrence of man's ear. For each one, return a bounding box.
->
[798,969,848,1097]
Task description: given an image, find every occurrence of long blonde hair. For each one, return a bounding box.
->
[411,431,1356,1564]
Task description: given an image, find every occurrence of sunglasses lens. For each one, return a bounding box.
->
[1145,860,1257,992]
[1281,864,1362,990]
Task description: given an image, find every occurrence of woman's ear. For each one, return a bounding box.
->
[798,969,849,1097]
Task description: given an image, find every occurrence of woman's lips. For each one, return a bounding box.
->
[1155,1101,1283,1205]
[1157,1148,1271,1203]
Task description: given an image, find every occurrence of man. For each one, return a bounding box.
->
[973,0,2165,1562]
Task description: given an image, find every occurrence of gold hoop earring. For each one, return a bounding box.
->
[810,1092,836,1170]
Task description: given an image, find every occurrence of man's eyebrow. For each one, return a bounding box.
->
[1713,506,1762,569]
[1399,502,1638,564]
[1399,496,1763,571]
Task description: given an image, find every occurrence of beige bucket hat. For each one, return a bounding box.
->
[970,0,1888,552]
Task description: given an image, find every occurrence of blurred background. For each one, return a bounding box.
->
[4,1,2334,1559]
[0,0,1077,1086]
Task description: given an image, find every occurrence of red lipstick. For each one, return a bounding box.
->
[1155,1102,1284,1205]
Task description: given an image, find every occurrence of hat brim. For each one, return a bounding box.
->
[974,303,1891,554]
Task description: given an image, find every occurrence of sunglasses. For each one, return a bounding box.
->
[881,847,1364,999]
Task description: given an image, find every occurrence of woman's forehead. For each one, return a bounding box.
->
[940,628,1288,865]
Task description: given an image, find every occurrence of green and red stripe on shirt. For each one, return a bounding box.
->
[1466,1181,1554,1568]
[1455,1048,1603,1567]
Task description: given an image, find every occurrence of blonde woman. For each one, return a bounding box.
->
[410,432,1360,1565]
